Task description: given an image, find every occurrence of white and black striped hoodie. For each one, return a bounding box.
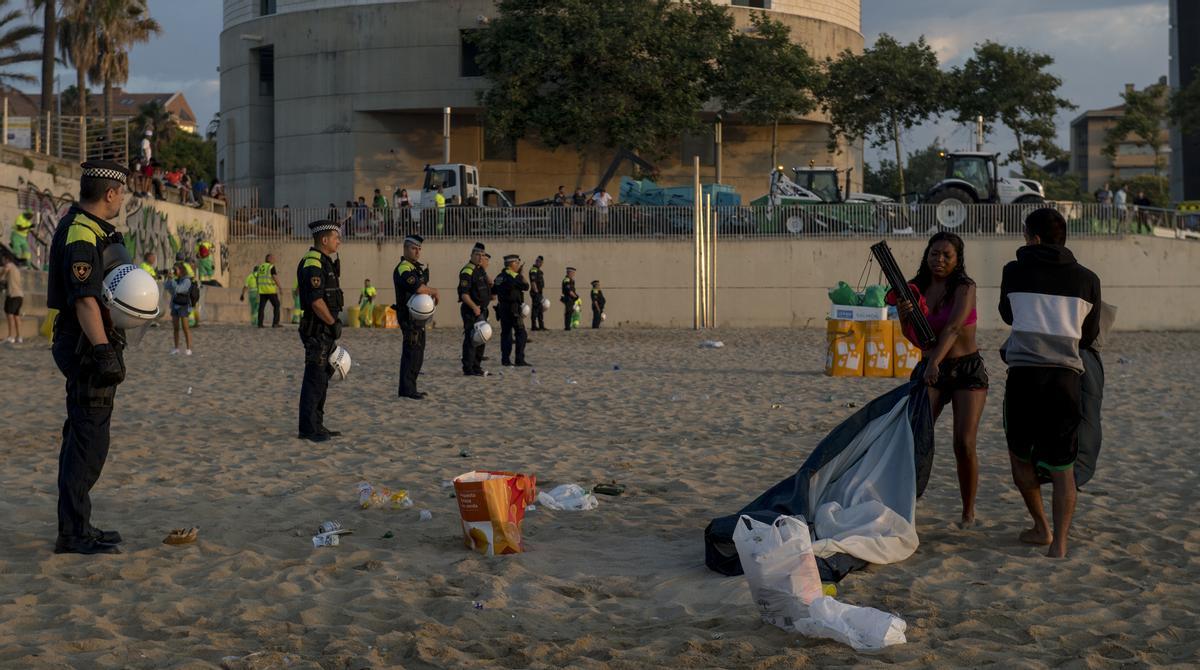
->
[999,244,1102,374]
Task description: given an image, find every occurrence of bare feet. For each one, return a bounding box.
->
[955,515,977,529]
[1046,541,1068,558]
[1019,527,1053,545]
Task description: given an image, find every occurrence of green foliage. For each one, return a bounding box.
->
[21,155,33,171]
[155,132,216,184]
[953,41,1074,171]
[1022,165,1085,202]
[711,11,819,125]
[1121,174,1168,206]
[862,143,947,199]
[1171,66,1200,137]
[822,34,947,200]
[474,0,733,159]
[0,0,41,87]
[1104,78,1169,176]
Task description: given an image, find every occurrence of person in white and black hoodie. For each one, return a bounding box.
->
[999,207,1101,559]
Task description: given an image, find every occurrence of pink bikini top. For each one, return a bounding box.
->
[926,298,977,334]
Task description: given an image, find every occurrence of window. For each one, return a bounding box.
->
[260,0,276,16]
[423,168,457,191]
[732,0,770,8]
[257,46,274,97]
[483,125,516,162]
[461,30,483,77]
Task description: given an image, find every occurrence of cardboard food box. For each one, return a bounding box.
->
[862,320,894,378]
[829,305,890,322]
[453,471,537,556]
[825,319,865,377]
[892,320,922,378]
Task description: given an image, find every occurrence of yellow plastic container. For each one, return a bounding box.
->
[863,320,894,378]
[892,320,922,379]
[347,304,361,328]
[825,319,864,377]
[383,306,399,329]
[372,304,386,328]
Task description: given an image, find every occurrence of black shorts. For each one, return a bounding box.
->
[913,351,989,394]
[1004,367,1081,472]
[3,296,21,315]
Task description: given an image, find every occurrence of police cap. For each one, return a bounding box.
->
[591,280,600,286]
[308,219,341,234]
[473,242,486,252]
[404,234,423,246]
[504,254,520,264]
[80,160,130,185]
[566,266,576,272]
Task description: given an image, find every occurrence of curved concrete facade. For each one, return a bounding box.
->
[219,0,863,208]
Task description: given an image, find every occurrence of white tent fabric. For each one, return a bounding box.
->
[807,396,919,565]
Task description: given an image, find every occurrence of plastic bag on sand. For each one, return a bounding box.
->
[733,514,906,652]
[699,340,725,349]
[828,281,859,306]
[537,484,598,511]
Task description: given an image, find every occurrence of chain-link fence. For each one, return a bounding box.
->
[227,202,1199,242]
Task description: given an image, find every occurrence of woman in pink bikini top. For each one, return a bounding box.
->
[894,231,988,527]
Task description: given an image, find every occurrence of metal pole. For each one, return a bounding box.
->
[443,107,451,163]
[79,115,86,161]
[714,115,723,184]
[56,76,61,158]
[45,110,51,155]
[693,155,701,330]
[2,98,7,145]
[709,193,716,327]
[976,115,984,152]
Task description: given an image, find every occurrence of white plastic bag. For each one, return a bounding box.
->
[536,484,598,511]
[803,596,907,651]
[732,515,824,629]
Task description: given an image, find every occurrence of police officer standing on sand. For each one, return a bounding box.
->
[394,234,437,399]
[528,255,546,331]
[561,266,578,330]
[47,160,131,554]
[296,219,345,443]
[590,280,606,328]
[494,254,531,366]
[459,242,492,376]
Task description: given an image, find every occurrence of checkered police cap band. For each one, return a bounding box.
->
[308,219,341,234]
[81,167,128,184]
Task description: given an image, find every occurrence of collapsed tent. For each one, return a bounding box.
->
[705,382,933,582]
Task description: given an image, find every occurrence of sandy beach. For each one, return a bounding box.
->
[0,324,1197,669]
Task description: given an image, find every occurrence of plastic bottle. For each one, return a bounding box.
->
[530,368,540,386]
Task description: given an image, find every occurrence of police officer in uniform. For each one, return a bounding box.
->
[494,254,531,366]
[590,280,606,328]
[459,242,492,376]
[47,160,131,554]
[528,255,546,331]
[561,266,578,330]
[296,219,345,443]
[394,234,437,399]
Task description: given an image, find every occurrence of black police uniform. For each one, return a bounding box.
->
[296,245,343,439]
[529,263,545,331]
[48,202,127,553]
[561,272,578,330]
[591,286,606,329]
[459,261,491,375]
[394,256,430,398]
[495,264,530,365]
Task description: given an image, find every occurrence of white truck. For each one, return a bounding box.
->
[413,163,515,211]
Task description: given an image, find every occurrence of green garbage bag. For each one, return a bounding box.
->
[861,285,887,308]
[828,281,858,306]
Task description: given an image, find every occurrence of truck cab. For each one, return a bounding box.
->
[418,164,515,209]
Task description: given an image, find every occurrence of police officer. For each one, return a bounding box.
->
[590,280,606,328]
[394,234,437,399]
[561,266,578,330]
[254,253,282,328]
[296,219,345,443]
[47,160,131,554]
[494,254,531,366]
[528,255,546,331]
[138,252,158,279]
[459,242,492,376]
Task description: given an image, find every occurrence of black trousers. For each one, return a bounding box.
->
[530,292,545,330]
[399,321,426,396]
[564,299,575,330]
[461,306,486,373]
[592,309,602,328]
[258,292,281,327]
[52,332,119,539]
[299,329,335,435]
[499,310,528,364]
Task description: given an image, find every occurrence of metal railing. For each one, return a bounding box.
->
[226,202,1200,242]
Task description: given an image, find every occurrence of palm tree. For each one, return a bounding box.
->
[0,0,40,88]
[27,0,54,118]
[91,0,160,138]
[133,99,176,152]
[57,0,97,124]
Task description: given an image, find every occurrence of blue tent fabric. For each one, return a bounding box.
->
[704,381,934,581]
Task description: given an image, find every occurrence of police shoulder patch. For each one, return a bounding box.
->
[311,275,321,288]
[459,279,469,288]
[72,262,92,282]
[407,276,416,285]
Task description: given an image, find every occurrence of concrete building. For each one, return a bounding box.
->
[1169,0,1200,202]
[218,0,864,209]
[1070,81,1171,195]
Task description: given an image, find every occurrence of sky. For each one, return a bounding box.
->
[8,0,1170,169]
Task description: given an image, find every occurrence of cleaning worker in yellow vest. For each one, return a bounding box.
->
[138,251,158,279]
[240,268,259,325]
[435,185,446,233]
[254,253,282,328]
[196,240,215,282]
[359,278,377,327]
[11,210,33,267]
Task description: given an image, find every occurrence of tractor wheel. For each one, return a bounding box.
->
[929,187,974,206]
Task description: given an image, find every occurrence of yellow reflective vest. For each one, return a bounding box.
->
[255,262,278,294]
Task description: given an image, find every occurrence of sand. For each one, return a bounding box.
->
[0,324,1197,669]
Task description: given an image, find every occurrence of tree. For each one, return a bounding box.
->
[822,35,947,201]
[953,41,1075,172]
[711,11,819,168]
[473,0,732,158]
[28,0,54,118]
[131,99,176,157]
[1022,165,1085,202]
[1104,78,1169,176]
[862,142,947,199]
[90,0,160,139]
[0,0,39,89]
[57,0,97,123]
[156,132,216,184]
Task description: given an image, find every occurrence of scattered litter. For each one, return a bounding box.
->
[221,651,302,670]
[441,480,453,489]
[671,394,683,402]
[354,560,383,572]
[380,531,394,539]
[530,369,540,386]
[537,484,599,511]
[419,509,433,522]
[162,527,198,545]
[565,377,578,385]
[312,532,339,547]
[1118,357,1132,365]
[186,386,192,395]
[711,632,724,640]
[771,403,782,409]
[357,482,411,509]
[612,364,621,371]
[699,340,725,349]
[843,402,858,408]
[472,601,485,610]
[317,520,353,536]
[526,504,537,512]
[459,448,471,458]
[593,482,625,496]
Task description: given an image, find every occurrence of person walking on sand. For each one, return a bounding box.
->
[893,232,987,527]
[165,262,196,355]
[254,253,283,328]
[2,257,24,343]
[1000,208,1101,558]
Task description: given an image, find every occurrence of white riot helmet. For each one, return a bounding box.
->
[601,312,607,321]
[541,297,551,311]
[521,303,531,318]
[573,302,581,313]
[407,293,435,321]
[329,345,351,381]
[472,320,493,345]
[101,264,161,329]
